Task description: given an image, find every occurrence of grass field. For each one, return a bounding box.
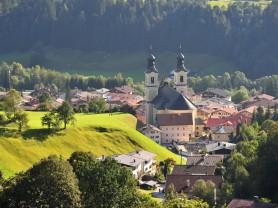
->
[0,112,182,179]
[0,47,236,82]
[209,0,271,9]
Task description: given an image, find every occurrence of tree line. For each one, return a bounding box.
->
[1,62,278,101]
[0,62,144,94]
[1,0,278,78]
[224,120,278,204]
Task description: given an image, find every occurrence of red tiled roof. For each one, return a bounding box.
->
[157,113,193,126]
[206,117,227,127]
[213,107,238,115]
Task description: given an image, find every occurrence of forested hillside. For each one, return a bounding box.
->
[0,0,278,78]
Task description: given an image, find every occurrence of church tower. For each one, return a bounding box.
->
[174,45,188,97]
[145,46,159,125]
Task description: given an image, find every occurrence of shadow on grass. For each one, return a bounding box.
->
[22,129,65,141]
[0,127,21,138]
[0,127,65,142]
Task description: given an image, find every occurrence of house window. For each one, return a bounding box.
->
[166,134,168,136]
[172,128,174,130]
[177,133,179,136]
[155,136,159,138]
[196,127,199,130]
[183,127,185,130]
[180,76,184,83]
[166,128,168,130]
[177,127,179,130]
[183,133,185,136]
[151,77,154,84]
[166,139,168,142]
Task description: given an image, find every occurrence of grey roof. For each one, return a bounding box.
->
[152,83,196,110]
[211,126,234,134]
[111,154,145,167]
[127,150,156,161]
[186,155,223,166]
[206,142,236,152]
[172,165,216,175]
[200,88,230,98]
[195,98,233,107]
[140,124,162,134]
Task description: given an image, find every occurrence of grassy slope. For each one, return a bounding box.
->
[0,112,181,179]
[0,48,236,82]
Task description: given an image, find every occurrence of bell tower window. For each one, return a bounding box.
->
[180,75,184,83]
[151,77,154,84]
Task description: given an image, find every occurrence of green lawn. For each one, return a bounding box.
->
[0,47,236,82]
[209,0,271,9]
[0,112,181,179]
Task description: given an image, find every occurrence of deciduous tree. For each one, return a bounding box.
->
[57,101,75,129]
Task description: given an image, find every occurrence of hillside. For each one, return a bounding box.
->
[0,48,236,82]
[0,112,181,178]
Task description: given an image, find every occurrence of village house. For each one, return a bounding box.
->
[197,88,231,101]
[140,124,162,144]
[211,107,238,118]
[210,125,234,142]
[127,150,157,174]
[165,174,223,194]
[157,113,195,144]
[110,85,135,94]
[99,150,156,179]
[241,93,277,109]
[206,141,236,158]
[186,155,223,166]
[171,165,216,176]
[111,154,145,179]
[195,118,205,137]
[197,108,214,120]
[195,98,235,109]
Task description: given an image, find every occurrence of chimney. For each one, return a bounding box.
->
[186,179,190,187]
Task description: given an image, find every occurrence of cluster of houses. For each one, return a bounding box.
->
[141,87,278,145]
[0,85,144,112]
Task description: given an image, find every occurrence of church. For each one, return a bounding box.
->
[144,47,201,144]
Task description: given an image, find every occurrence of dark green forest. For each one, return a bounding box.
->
[0,0,278,78]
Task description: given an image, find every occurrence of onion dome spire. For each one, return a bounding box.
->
[147,45,158,73]
[176,44,188,72]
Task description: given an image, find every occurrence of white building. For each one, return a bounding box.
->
[140,124,162,144]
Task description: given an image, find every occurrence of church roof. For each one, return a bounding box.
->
[152,83,196,110]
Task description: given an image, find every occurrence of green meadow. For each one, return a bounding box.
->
[209,0,271,10]
[0,47,236,82]
[0,112,182,179]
